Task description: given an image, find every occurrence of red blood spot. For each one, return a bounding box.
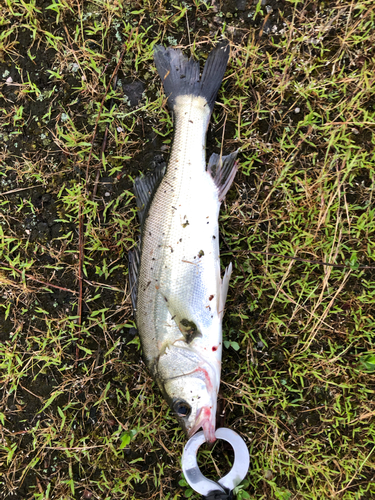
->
[212,346,218,352]
[202,407,211,418]
[209,295,214,301]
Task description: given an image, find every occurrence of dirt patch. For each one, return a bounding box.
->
[1,1,375,499]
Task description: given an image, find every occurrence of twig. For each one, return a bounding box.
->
[92,68,121,199]
[85,41,129,185]
[83,278,125,292]
[0,185,43,196]
[242,249,375,270]
[259,12,271,38]
[185,9,191,48]
[45,445,107,451]
[76,203,84,368]
[0,261,76,293]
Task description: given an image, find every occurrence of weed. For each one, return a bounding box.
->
[0,0,375,499]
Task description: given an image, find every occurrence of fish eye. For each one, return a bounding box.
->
[173,400,191,418]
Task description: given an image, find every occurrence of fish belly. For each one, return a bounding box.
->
[137,97,222,372]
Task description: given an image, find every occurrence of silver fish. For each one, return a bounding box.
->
[129,42,237,443]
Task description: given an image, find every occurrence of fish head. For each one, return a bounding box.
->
[162,363,219,443]
[156,343,221,443]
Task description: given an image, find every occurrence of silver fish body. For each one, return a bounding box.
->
[129,43,237,442]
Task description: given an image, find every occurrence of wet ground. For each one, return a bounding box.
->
[1,1,375,499]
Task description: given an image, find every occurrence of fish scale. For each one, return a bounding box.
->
[129,42,238,443]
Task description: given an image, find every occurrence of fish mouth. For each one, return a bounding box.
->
[188,406,216,443]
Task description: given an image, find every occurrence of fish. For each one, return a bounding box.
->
[128,42,238,443]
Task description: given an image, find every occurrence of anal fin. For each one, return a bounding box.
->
[128,243,141,312]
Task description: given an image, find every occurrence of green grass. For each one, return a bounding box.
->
[0,0,375,498]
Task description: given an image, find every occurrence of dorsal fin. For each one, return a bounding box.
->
[207,151,238,201]
[134,164,166,225]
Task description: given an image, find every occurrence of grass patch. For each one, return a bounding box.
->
[0,0,375,498]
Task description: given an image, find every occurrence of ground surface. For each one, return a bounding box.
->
[0,0,375,499]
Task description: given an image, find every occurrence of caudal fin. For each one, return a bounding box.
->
[153,42,230,112]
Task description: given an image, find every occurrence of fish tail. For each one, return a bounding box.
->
[153,42,230,113]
